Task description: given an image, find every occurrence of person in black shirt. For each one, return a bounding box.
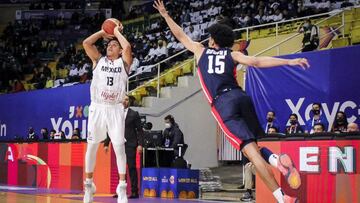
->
[163,115,185,156]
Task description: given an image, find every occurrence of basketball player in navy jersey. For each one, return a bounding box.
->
[154,1,309,202]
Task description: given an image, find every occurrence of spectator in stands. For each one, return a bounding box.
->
[347,123,359,133]
[154,40,168,62]
[263,111,280,133]
[163,115,185,156]
[57,131,66,140]
[331,111,348,133]
[142,42,157,65]
[49,129,56,140]
[72,128,81,140]
[305,103,328,133]
[286,113,304,134]
[273,9,284,22]
[40,128,49,140]
[186,25,201,42]
[298,19,319,52]
[341,0,354,8]
[42,63,52,78]
[129,53,140,76]
[312,123,325,134]
[254,10,268,24]
[27,127,39,140]
[268,126,279,134]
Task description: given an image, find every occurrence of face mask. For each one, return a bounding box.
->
[267,118,274,122]
[290,120,297,125]
[165,123,171,128]
[304,23,310,28]
[336,118,345,123]
[312,109,320,115]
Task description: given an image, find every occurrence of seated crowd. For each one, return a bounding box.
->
[263,102,359,135]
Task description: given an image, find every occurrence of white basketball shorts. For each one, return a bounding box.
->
[87,102,126,145]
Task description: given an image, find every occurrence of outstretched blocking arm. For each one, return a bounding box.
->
[113,25,133,74]
[231,51,310,69]
[153,0,204,58]
[83,30,106,68]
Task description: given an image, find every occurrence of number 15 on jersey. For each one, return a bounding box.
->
[207,55,225,74]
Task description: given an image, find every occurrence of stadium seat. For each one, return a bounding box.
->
[165,71,176,86]
[57,69,69,79]
[332,37,350,48]
[129,91,142,105]
[182,61,193,75]
[352,20,360,29]
[48,61,57,75]
[23,83,32,91]
[24,74,34,82]
[350,28,360,44]
[45,80,54,88]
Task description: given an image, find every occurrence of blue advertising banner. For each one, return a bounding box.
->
[141,168,199,199]
[0,84,91,141]
[159,168,199,199]
[246,45,360,132]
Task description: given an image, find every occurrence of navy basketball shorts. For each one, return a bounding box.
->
[211,88,265,150]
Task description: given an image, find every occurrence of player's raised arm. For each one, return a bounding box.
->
[153,0,204,58]
[83,30,108,68]
[231,51,310,69]
[113,24,133,74]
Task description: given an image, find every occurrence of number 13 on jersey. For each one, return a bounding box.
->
[207,55,225,74]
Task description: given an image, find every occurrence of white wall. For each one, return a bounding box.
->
[135,76,219,169]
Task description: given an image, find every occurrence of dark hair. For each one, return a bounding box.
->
[312,102,322,109]
[268,111,276,116]
[290,113,298,120]
[269,126,279,133]
[333,111,348,128]
[207,23,234,48]
[313,123,325,131]
[164,114,175,124]
[50,129,56,133]
[108,38,121,47]
[144,122,153,130]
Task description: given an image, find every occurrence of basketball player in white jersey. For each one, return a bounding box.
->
[82,23,132,203]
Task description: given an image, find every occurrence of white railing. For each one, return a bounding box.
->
[127,7,351,99]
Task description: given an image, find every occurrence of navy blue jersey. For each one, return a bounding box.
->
[197,48,239,103]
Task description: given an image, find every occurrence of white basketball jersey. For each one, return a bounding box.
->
[90,56,128,104]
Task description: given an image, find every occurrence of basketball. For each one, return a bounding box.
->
[101,18,121,35]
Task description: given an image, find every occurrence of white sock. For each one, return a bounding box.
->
[85,178,93,183]
[269,154,279,168]
[273,188,285,203]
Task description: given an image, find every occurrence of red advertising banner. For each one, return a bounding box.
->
[256,139,360,203]
[0,142,141,194]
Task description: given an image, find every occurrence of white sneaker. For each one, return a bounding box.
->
[116,181,128,203]
[83,181,96,203]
